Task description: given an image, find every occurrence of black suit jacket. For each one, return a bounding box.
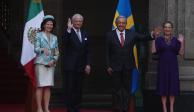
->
[106,29,152,71]
[63,29,91,72]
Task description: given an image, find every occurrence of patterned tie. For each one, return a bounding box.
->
[120,32,124,47]
[76,29,82,43]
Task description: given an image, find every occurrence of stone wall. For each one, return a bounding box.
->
[147,0,194,91]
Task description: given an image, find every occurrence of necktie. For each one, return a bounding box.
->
[120,32,124,47]
[76,29,82,43]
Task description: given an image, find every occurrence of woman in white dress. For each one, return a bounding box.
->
[34,15,59,112]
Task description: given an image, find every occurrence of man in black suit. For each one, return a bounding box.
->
[63,13,91,112]
[106,16,154,112]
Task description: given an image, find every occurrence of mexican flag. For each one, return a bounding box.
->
[21,0,44,87]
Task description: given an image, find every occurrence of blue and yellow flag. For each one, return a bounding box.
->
[112,0,139,94]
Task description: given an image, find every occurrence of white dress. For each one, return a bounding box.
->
[35,64,55,87]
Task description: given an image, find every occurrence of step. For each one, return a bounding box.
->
[50,90,112,108]
[144,90,194,112]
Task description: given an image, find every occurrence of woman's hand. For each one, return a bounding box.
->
[48,60,55,67]
[178,34,184,43]
[178,34,184,57]
[43,48,49,56]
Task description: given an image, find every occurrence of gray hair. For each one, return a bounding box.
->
[115,16,127,23]
[72,13,84,21]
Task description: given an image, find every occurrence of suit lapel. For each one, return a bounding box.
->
[72,30,81,44]
[80,30,86,44]
[41,32,51,47]
[72,29,84,46]
[124,31,129,47]
[113,30,121,47]
[42,32,49,42]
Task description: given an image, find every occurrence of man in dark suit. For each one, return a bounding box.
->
[106,16,154,112]
[63,13,91,112]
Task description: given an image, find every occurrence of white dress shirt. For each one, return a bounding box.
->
[116,29,125,43]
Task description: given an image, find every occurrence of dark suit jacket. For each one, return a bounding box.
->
[63,29,91,72]
[106,29,152,71]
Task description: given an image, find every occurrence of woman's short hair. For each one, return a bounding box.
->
[41,15,56,32]
[162,21,173,28]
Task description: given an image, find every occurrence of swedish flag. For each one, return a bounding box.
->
[112,0,139,94]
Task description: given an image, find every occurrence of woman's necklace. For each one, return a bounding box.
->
[164,36,172,45]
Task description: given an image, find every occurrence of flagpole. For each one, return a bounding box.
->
[128,96,136,112]
[21,0,44,111]
[25,81,37,112]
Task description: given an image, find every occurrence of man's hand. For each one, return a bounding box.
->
[85,65,91,75]
[152,27,162,38]
[67,18,73,31]
[107,67,113,76]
